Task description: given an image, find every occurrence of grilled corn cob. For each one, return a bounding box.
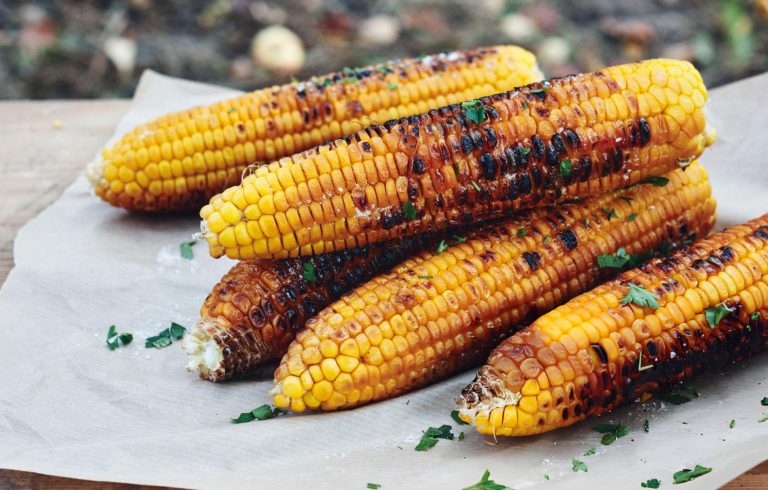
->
[87,46,542,212]
[201,59,715,260]
[184,234,441,381]
[455,212,768,437]
[271,164,715,412]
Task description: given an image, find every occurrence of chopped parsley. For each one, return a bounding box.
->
[417,275,433,280]
[415,424,454,451]
[519,147,531,156]
[461,100,487,124]
[453,235,467,243]
[583,447,597,456]
[602,207,618,220]
[661,381,699,405]
[638,351,654,372]
[597,247,632,268]
[458,431,465,441]
[106,325,133,350]
[402,201,417,221]
[584,218,590,228]
[471,180,482,192]
[227,107,237,114]
[759,414,768,423]
[627,213,638,222]
[641,478,661,488]
[436,240,449,253]
[762,397,768,406]
[302,262,317,282]
[632,176,670,188]
[558,159,573,177]
[705,303,733,328]
[544,474,550,480]
[729,419,736,429]
[461,469,512,490]
[232,404,287,424]
[386,83,398,89]
[644,419,650,432]
[517,227,527,238]
[544,235,551,244]
[530,87,547,98]
[751,312,761,321]
[672,465,711,484]
[572,459,588,472]
[451,410,469,425]
[180,240,197,260]
[367,484,381,490]
[621,284,659,309]
[593,423,630,445]
[145,322,187,349]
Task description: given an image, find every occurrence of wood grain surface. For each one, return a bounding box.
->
[0,100,764,489]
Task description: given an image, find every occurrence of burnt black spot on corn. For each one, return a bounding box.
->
[201,59,714,259]
[455,210,768,438]
[271,164,715,411]
[88,45,542,212]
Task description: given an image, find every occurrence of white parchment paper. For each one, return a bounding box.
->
[1,70,767,490]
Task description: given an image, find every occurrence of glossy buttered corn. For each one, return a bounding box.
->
[271,164,715,412]
[202,59,715,260]
[183,234,439,381]
[455,213,768,437]
[87,46,542,211]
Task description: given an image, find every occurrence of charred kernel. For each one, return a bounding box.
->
[558,230,578,251]
[531,135,545,160]
[480,153,497,179]
[412,156,427,174]
[523,251,541,271]
[519,174,532,194]
[579,156,592,182]
[460,134,474,153]
[514,145,530,169]
[563,129,581,149]
[551,134,566,156]
[591,343,608,363]
[484,127,498,148]
[638,118,651,145]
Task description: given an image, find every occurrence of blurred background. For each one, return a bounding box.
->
[1,0,767,99]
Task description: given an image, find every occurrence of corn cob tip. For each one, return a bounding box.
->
[85,155,105,190]
[456,365,521,426]
[182,319,226,381]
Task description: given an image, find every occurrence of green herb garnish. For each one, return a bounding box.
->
[544,474,549,480]
[145,322,186,349]
[436,240,449,253]
[632,176,670,188]
[180,240,196,260]
[705,303,733,328]
[661,381,699,405]
[583,447,597,456]
[593,423,630,445]
[415,424,454,451]
[451,410,469,425]
[584,218,590,228]
[106,325,133,350]
[641,478,661,488]
[572,459,588,473]
[517,228,527,238]
[638,351,654,372]
[622,284,659,308]
[232,404,287,424]
[458,431,465,441]
[672,465,711,484]
[302,262,317,282]
[453,235,467,243]
[519,147,531,156]
[558,159,573,177]
[544,235,551,244]
[461,100,487,124]
[402,201,417,221]
[729,419,735,429]
[471,180,482,192]
[367,484,381,490]
[627,213,638,222]
[761,397,768,406]
[530,87,547,97]
[597,247,632,269]
[386,83,398,89]
[759,414,768,423]
[751,312,761,321]
[602,207,618,220]
[644,419,650,432]
[418,275,433,280]
[461,469,513,490]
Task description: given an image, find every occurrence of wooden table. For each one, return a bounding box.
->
[0,100,765,489]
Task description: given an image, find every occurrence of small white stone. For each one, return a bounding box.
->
[103,36,137,76]
[358,15,400,46]
[537,37,571,65]
[500,13,539,43]
[251,25,305,74]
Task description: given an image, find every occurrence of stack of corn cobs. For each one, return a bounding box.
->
[87,45,768,438]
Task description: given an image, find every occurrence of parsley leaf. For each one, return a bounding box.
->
[762,397,768,406]
[451,410,469,425]
[145,322,187,349]
[759,414,768,423]
[436,240,449,253]
[583,447,597,456]
[106,325,133,350]
[461,469,513,490]
[471,180,482,192]
[644,419,650,432]
[705,303,733,328]
[751,312,760,322]
[517,227,527,238]
[638,351,654,372]
[661,381,700,405]
[627,213,638,222]
[232,404,287,424]
[636,176,670,188]
[584,218,590,228]
[593,423,630,445]
[461,100,487,124]
[367,484,381,490]
[672,465,711,484]
[558,159,573,177]
[602,207,618,220]
[597,247,632,268]
[453,235,467,243]
[302,262,317,282]
[386,83,398,89]
[402,201,417,221]
[544,235,551,244]
[458,431,465,441]
[622,283,659,308]
[415,424,454,451]
[572,459,588,473]
[544,474,549,480]
[729,419,735,429]
[641,478,661,488]
[519,147,531,156]
[417,275,433,279]
[180,240,196,260]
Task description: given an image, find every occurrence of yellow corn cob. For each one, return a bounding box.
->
[455,212,768,437]
[184,233,440,381]
[201,58,715,260]
[270,163,715,412]
[86,46,542,212]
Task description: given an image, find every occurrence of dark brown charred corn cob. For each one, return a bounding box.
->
[455,212,768,437]
[183,234,440,381]
[86,46,541,212]
[201,59,715,260]
[270,164,715,412]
